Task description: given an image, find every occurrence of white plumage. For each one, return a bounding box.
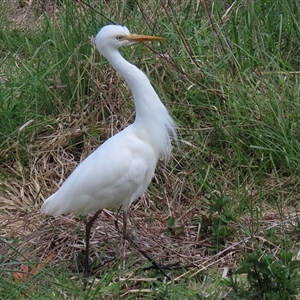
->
[41,128,157,216]
[41,25,177,217]
[41,25,176,216]
[40,25,177,276]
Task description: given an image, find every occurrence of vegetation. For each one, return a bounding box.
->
[226,238,300,299]
[1,0,300,298]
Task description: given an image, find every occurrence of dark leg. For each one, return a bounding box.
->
[83,209,102,277]
[122,210,173,280]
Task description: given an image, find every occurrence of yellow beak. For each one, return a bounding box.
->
[126,34,163,42]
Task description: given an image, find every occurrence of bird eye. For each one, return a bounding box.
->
[116,36,123,41]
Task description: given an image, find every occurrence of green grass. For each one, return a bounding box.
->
[1,0,300,299]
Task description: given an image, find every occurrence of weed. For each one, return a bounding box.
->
[200,196,235,253]
[225,238,300,299]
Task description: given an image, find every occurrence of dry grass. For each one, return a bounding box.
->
[1,0,58,31]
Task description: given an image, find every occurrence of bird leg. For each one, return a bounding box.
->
[83,209,102,277]
[122,210,173,280]
[83,209,178,278]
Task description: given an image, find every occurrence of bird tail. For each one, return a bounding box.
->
[40,192,61,217]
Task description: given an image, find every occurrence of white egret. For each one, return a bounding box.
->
[41,24,177,277]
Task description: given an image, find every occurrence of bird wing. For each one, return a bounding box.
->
[40,127,157,216]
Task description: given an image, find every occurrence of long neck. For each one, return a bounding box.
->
[104,49,177,161]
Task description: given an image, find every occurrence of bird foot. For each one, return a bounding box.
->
[144,261,181,271]
[83,265,92,277]
[83,257,116,277]
[146,261,179,280]
[144,261,194,272]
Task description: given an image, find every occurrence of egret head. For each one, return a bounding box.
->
[95,25,163,56]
